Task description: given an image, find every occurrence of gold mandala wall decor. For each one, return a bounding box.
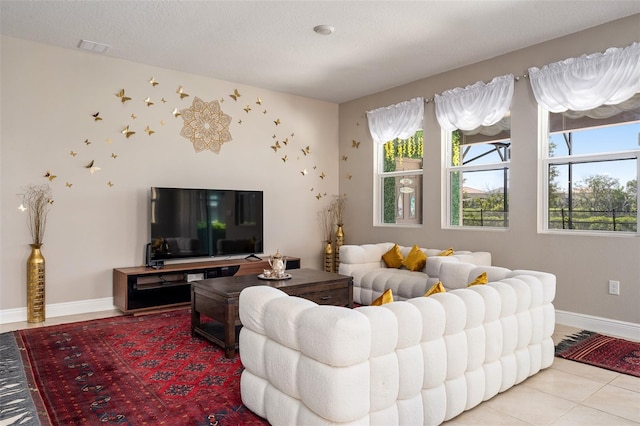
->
[179,97,232,154]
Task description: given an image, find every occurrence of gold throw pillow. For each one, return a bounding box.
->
[425,281,446,296]
[371,288,394,306]
[381,244,404,268]
[402,244,427,271]
[438,247,454,256]
[468,272,488,286]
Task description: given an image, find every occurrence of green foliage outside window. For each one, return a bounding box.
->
[450,130,461,225]
[382,131,423,223]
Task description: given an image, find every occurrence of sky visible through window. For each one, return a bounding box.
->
[463,122,639,191]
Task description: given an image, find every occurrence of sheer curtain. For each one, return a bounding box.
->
[528,42,640,112]
[366,97,424,144]
[434,74,514,132]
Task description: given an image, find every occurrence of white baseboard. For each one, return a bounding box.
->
[0,297,116,325]
[555,309,640,341]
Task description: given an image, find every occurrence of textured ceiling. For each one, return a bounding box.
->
[1,1,639,103]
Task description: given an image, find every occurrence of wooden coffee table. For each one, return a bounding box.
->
[191,268,353,358]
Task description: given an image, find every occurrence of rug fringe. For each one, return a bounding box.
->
[555,330,597,355]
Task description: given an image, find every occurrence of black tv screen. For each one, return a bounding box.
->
[149,187,263,263]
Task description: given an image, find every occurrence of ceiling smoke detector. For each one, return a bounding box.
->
[313,25,335,36]
[78,39,110,54]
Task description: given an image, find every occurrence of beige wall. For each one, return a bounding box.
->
[1,36,339,312]
[338,15,640,324]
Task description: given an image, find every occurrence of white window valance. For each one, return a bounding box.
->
[528,42,640,113]
[434,74,514,132]
[366,97,424,144]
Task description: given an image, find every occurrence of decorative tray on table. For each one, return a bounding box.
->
[257,273,292,280]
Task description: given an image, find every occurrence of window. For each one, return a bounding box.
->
[541,95,639,233]
[445,118,510,228]
[375,130,423,225]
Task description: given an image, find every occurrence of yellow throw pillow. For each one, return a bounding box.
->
[381,244,404,268]
[425,281,446,296]
[402,244,427,271]
[468,272,488,286]
[371,288,393,306]
[438,247,454,256]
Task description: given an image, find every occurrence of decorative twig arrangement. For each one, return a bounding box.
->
[318,207,334,242]
[19,184,53,245]
[331,194,346,226]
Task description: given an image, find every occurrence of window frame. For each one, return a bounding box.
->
[373,132,424,227]
[538,106,640,236]
[442,129,511,230]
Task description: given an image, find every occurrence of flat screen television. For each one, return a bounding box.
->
[148,187,263,265]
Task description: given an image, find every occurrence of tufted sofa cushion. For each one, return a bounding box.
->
[239,269,556,425]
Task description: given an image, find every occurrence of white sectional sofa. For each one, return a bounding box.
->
[238,266,556,425]
[338,243,492,305]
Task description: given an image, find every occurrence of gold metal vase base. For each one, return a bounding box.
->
[27,243,45,323]
[323,241,334,273]
[335,224,344,271]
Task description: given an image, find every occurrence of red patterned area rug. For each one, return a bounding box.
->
[555,330,640,377]
[15,309,268,425]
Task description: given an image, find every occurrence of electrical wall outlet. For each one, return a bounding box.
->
[608,280,620,295]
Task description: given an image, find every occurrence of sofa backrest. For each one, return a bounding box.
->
[338,242,491,277]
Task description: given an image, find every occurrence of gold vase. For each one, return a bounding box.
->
[335,224,344,271]
[27,243,45,323]
[323,240,334,273]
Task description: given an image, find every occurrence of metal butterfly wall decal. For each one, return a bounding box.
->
[149,77,159,87]
[301,169,308,176]
[92,112,102,121]
[282,138,289,146]
[301,146,310,156]
[244,105,252,113]
[273,118,281,126]
[256,97,262,105]
[144,97,154,107]
[44,171,57,181]
[84,139,91,145]
[271,141,281,152]
[316,193,322,200]
[319,172,326,179]
[172,108,181,118]
[229,89,241,101]
[352,140,360,148]
[85,160,101,174]
[122,125,135,138]
[176,86,189,99]
[70,150,77,157]
[116,89,131,104]
[342,155,348,161]
[145,126,155,136]
[107,181,114,187]
[111,153,118,159]
[281,155,288,162]
[65,182,73,188]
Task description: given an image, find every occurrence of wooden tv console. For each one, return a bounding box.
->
[113,256,300,314]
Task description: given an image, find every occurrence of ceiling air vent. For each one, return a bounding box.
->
[77,39,110,54]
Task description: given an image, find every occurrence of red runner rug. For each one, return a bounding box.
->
[555,330,640,377]
[15,309,268,425]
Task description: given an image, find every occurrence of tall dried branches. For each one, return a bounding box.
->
[19,184,53,245]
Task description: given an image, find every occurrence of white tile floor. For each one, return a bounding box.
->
[2,316,639,425]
